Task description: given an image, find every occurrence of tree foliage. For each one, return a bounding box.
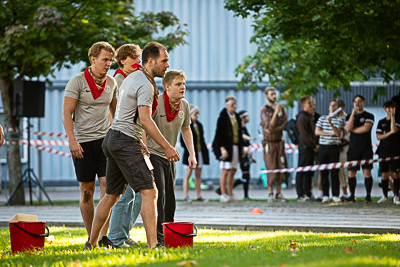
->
[0,0,188,204]
[225,0,400,106]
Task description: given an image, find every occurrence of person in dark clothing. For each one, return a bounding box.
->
[212,95,244,202]
[181,104,210,202]
[295,96,317,202]
[344,94,374,203]
[376,100,400,204]
[233,110,257,200]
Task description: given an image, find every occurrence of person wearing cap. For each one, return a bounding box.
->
[344,94,374,203]
[260,87,289,202]
[212,95,245,202]
[232,110,257,200]
[181,104,209,202]
[375,100,400,204]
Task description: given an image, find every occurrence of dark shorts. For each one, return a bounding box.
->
[73,138,106,182]
[347,148,373,171]
[102,129,155,195]
[379,158,400,173]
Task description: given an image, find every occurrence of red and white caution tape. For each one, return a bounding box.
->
[6,140,69,146]
[260,155,400,174]
[32,145,71,158]
[32,131,68,138]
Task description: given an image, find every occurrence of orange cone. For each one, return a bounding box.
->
[250,208,263,214]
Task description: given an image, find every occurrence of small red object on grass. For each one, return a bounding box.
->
[250,208,263,214]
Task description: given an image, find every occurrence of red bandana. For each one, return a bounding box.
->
[163,92,181,122]
[113,68,127,78]
[132,64,158,115]
[84,67,107,100]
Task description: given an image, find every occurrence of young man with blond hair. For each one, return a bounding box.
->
[62,41,118,247]
[144,69,196,246]
[260,87,289,202]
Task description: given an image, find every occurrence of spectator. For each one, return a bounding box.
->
[315,99,345,203]
[337,99,350,200]
[107,43,142,248]
[181,104,209,202]
[295,96,317,202]
[260,87,288,202]
[344,94,374,203]
[376,100,400,204]
[62,41,118,247]
[212,95,244,202]
[312,98,323,201]
[233,110,257,200]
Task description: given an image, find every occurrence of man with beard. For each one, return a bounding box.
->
[260,87,289,202]
[84,42,180,250]
[62,41,118,247]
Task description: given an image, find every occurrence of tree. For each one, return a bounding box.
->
[0,0,188,205]
[224,0,400,106]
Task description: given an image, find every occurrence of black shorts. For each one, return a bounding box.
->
[102,129,155,194]
[379,158,400,173]
[347,147,373,171]
[73,138,106,182]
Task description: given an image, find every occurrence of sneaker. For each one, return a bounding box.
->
[298,195,310,202]
[340,195,348,202]
[196,197,208,202]
[125,237,138,247]
[83,241,94,251]
[268,193,276,203]
[230,194,241,201]
[377,196,388,203]
[115,241,130,248]
[345,195,356,202]
[98,236,115,249]
[184,197,192,203]
[220,194,230,203]
[275,193,289,202]
[332,196,341,203]
[314,197,323,202]
[364,195,372,204]
[145,243,163,249]
[322,196,330,203]
[393,196,399,204]
[215,187,221,195]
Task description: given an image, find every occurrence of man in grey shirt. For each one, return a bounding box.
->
[85,42,180,250]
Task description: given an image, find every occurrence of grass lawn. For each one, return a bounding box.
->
[0,226,399,267]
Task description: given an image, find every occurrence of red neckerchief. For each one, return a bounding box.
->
[163,92,181,122]
[84,67,107,100]
[136,64,158,115]
[113,68,127,78]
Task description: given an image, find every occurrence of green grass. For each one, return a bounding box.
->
[1,227,399,266]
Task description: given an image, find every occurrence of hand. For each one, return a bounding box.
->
[69,139,84,158]
[140,139,150,156]
[327,117,332,124]
[0,132,4,148]
[188,154,197,169]
[241,149,246,158]
[221,149,228,160]
[252,157,257,163]
[165,145,180,162]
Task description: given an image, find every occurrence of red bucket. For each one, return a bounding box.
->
[162,222,197,248]
[9,222,49,253]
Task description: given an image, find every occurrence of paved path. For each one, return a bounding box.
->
[1,187,399,234]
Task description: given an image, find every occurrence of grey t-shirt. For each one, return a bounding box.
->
[114,73,125,87]
[64,72,118,143]
[147,93,191,159]
[111,71,154,140]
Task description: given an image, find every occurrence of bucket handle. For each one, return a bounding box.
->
[13,224,50,238]
[164,224,197,238]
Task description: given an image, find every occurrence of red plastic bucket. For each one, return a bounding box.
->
[9,222,49,253]
[162,222,197,248]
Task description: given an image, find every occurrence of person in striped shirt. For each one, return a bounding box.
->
[315,99,345,203]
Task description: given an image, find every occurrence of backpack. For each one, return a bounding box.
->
[285,118,300,144]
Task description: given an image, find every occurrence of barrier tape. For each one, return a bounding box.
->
[32,144,71,158]
[5,140,69,146]
[260,155,400,174]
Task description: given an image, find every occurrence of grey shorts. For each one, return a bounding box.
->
[102,129,155,194]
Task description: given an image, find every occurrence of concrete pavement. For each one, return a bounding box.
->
[1,186,399,234]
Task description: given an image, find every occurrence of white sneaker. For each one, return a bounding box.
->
[377,196,388,203]
[220,194,230,203]
[275,193,289,202]
[268,194,276,203]
[322,196,330,203]
[393,196,399,204]
[332,196,341,203]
